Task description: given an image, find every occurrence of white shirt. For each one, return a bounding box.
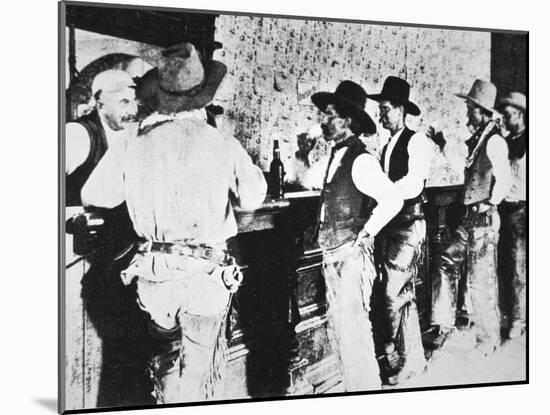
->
[485,134,512,205]
[506,154,526,202]
[382,128,433,200]
[81,112,267,246]
[504,133,526,202]
[322,146,403,237]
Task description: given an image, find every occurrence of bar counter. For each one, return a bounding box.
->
[64,185,464,408]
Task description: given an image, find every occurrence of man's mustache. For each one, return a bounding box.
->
[121,115,137,122]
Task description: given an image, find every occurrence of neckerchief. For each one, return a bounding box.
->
[332,135,358,151]
[137,110,207,136]
[465,127,484,157]
[506,129,527,160]
[464,120,499,168]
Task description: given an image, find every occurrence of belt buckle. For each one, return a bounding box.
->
[160,243,172,254]
[141,240,153,253]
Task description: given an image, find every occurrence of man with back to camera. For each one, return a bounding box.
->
[82,43,267,404]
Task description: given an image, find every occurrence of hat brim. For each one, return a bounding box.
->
[455,93,495,114]
[311,92,377,135]
[136,60,227,115]
[495,97,526,113]
[366,93,421,116]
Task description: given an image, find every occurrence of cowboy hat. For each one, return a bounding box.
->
[496,91,526,113]
[366,76,421,116]
[311,80,376,135]
[135,42,227,115]
[455,79,497,114]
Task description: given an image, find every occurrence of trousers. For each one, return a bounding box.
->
[431,206,501,349]
[122,253,234,404]
[375,219,426,372]
[498,201,526,330]
[322,241,382,391]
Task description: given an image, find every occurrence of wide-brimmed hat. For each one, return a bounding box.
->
[455,79,497,114]
[366,76,420,116]
[496,91,526,113]
[311,81,376,135]
[136,42,227,114]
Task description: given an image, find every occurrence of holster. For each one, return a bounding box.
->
[463,202,496,228]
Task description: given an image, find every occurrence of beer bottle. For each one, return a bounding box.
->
[269,140,285,199]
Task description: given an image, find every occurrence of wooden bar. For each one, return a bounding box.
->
[63,186,464,408]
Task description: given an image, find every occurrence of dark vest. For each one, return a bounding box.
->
[381,127,425,209]
[65,110,138,259]
[317,137,378,250]
[506,129,527,160]
[462,129,499,205]
[66,110,108,206]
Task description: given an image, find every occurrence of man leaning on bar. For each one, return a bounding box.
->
[82,42,267,404]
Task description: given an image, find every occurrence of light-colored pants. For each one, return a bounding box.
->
[124,255,233,404]
[322,242,382,392]
[375,219,426,372]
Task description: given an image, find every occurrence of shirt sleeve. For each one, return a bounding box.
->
[352,153,404,236]
[227,137,267,210]
[81,133,127,209]
[66,123,91,174]
[394,131,434,199]
[486,134,512,205]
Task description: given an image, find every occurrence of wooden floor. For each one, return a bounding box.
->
[398,330,527,389]
[325,329,527,394]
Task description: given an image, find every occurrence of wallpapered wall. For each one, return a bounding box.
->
[213,16,491,185]
[69,16,491,186]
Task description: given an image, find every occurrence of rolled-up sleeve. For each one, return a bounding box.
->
[394,132,434,199]
[81,135,126,209]
[352,153,403,236]
[227,137,267,210]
